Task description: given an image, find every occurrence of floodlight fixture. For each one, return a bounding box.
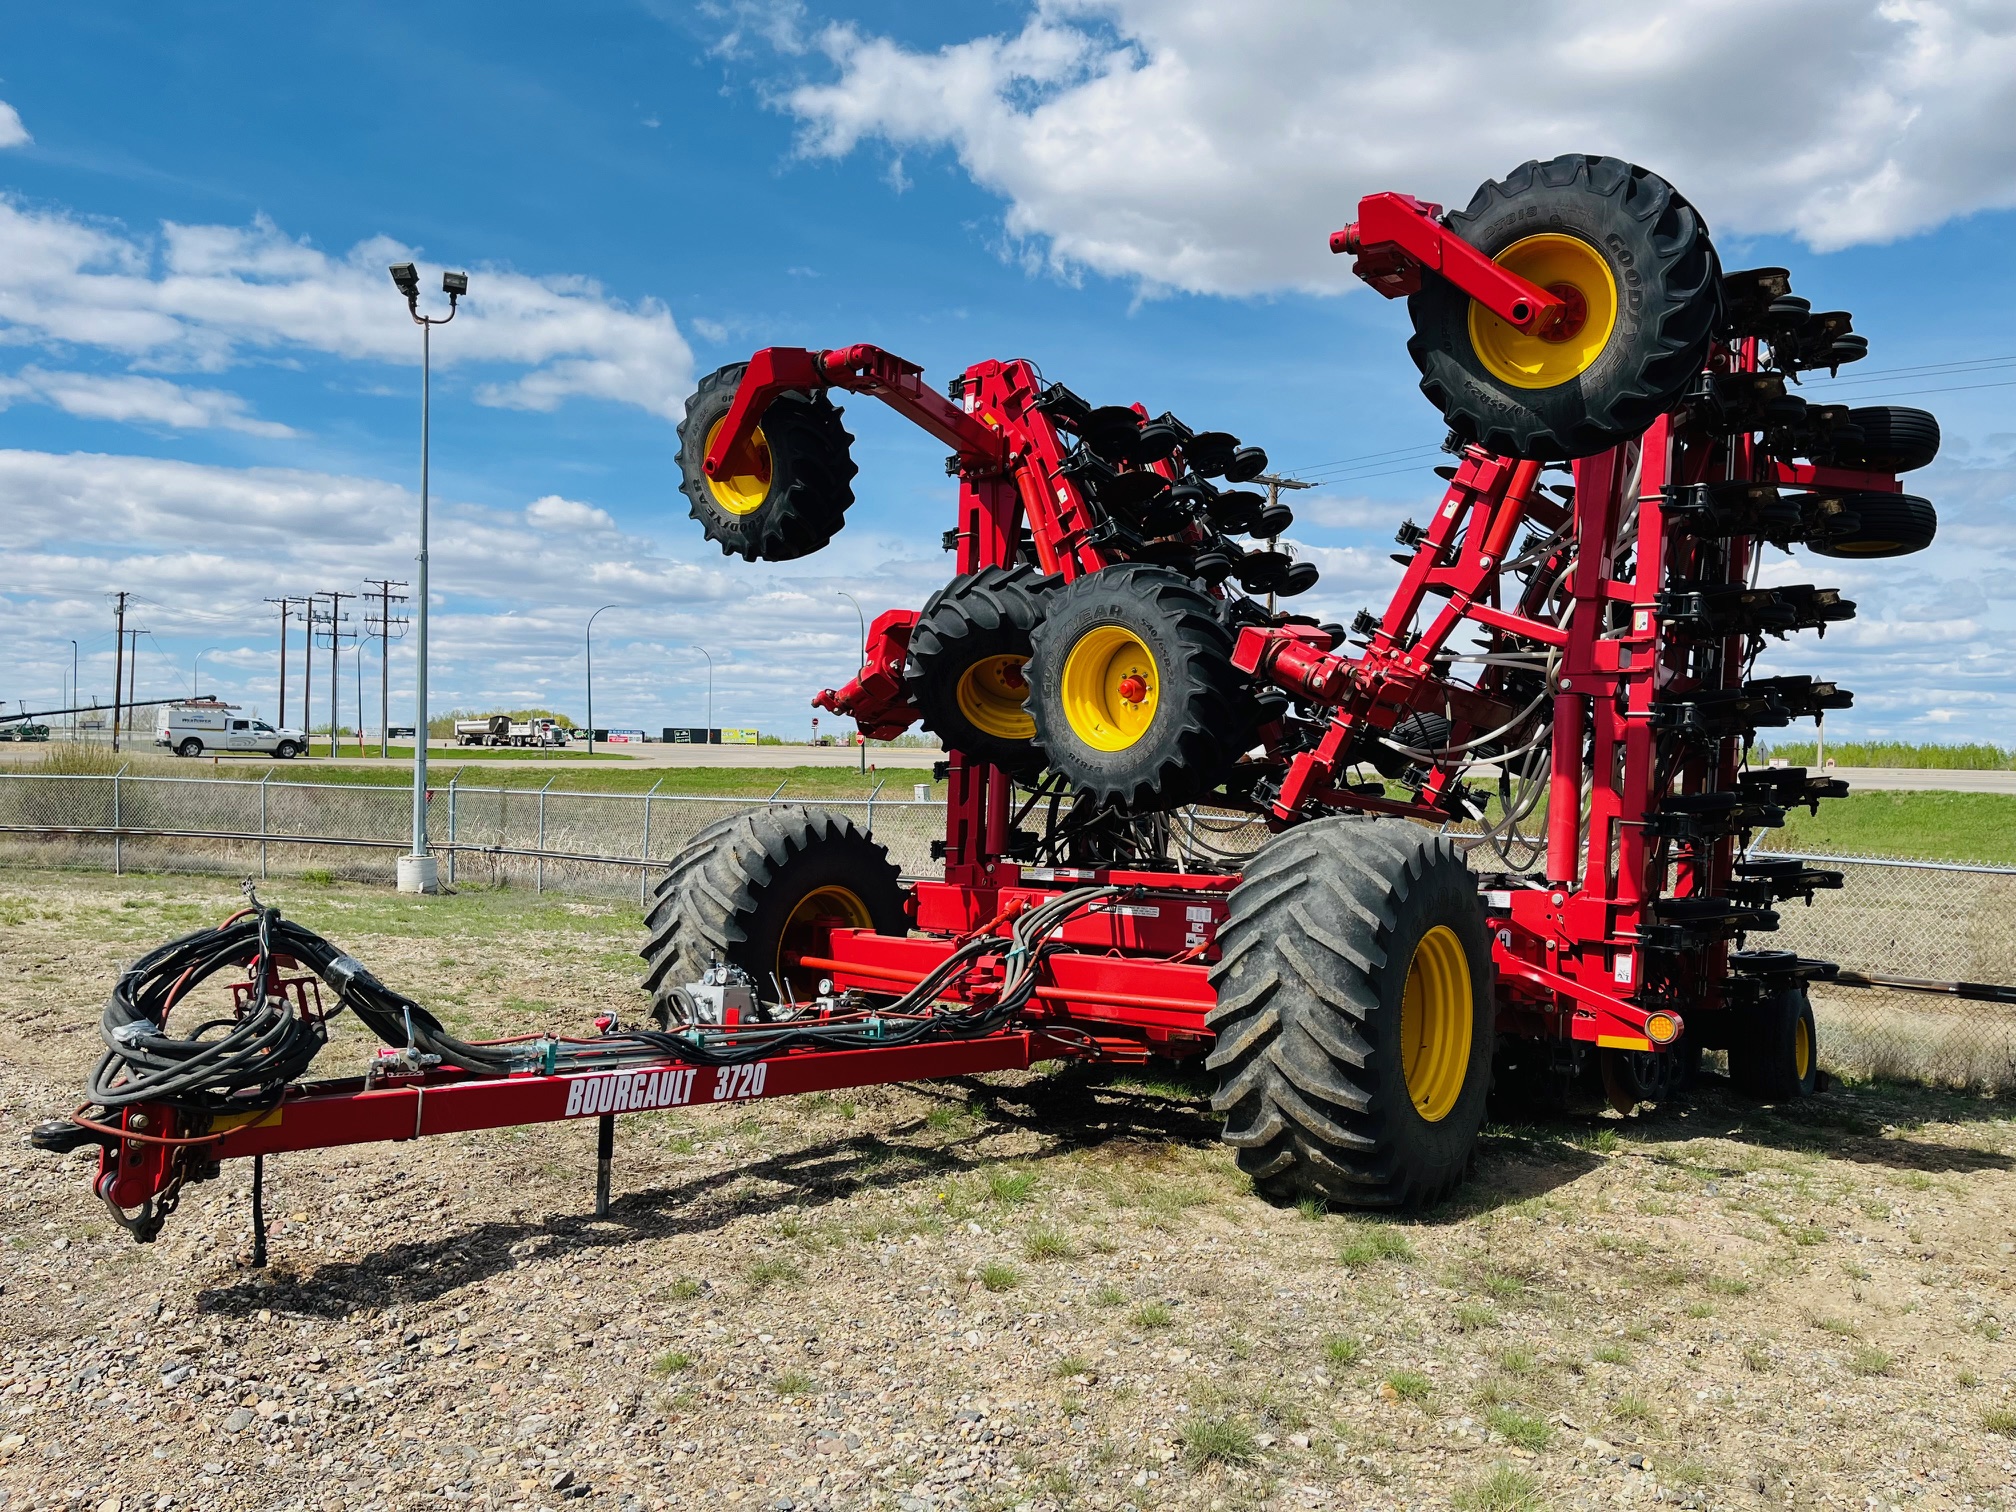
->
[441,270,469,298]
[388,262,420,299]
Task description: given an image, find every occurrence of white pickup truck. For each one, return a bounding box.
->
[156,702,306,759]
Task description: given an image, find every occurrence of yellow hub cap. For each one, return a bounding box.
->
[1059,625,1159,752]
[1400,925,1472,1122]
[1794,1013,1813,1082]
[1467,233,1619,390]
[703,417,774,516]
[778,885,871,996]
[956,654,1035,740]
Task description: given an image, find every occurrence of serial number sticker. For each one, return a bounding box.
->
[1185,905,1216,923]
[561,1062,768,1119]
[1108,904,1161,918]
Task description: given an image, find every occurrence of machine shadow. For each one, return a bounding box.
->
[195,1066,2007,1317]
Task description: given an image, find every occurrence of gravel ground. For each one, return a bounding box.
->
[5,869,2016,1512]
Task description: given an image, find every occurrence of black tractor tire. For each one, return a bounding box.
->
[677,361,859,563]
[638,805,906,1021]
[1826,406,1940,473]
[1807,492,1938,559]
[176,738,202,758]
[904,565,1060,776]
[1728,985,1820,1100]
[1205,817,1494,1209]
[1408,154,1721,461]
[643,810,757,930]
[1027,563,1250,811]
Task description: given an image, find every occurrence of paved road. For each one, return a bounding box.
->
[1820,766,2016,795]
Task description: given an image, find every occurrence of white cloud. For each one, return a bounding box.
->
[771,0,2016,296]
[0,366,293,436]
[0,448,949,730]
[0,199,694,416]
[0,102,28,150]
[526,494,616,532]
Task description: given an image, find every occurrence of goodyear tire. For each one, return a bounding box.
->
[638,805,906,1022]
[1205,817,1494,1208]
[1728,985,1820,1100]
[677,362,859,562]
[1827,406,1940,474]
[1808,492,1937,559]
[904,565,1059,776]
[1027,563,1248,811]
[1408,154,1721,461]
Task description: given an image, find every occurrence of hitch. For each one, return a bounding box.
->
[1334,192,1569,333]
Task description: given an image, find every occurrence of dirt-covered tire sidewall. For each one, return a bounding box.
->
[638,807,906,1021]
[1729,987,1819,1100]
[1027,563,1247,811]
[1205,818,1493,1209]
[1365,848,1495,1188]
[676,362,858,563]
[904,565,1058,775]
[1407,154,1719,460]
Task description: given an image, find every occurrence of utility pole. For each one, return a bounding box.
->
[125,628,144,746]
[363,579,410,758]
[110,592,128,752]
[265,597,298,730]
[321,592,354,758]
[1252,474,1315,613]
[301,592,317,740]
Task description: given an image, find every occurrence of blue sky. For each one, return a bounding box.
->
[3,1,2015,741]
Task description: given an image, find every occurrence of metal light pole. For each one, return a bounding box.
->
[693,645,715,737]
[191,646,220,698]
[585,604,619,756]
[389,262,466,894]
[837,590,868,772]
[68,640,77,740]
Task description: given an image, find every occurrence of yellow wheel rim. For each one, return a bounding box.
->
[778,885,871,996]
[1467,233,1619,391]
[703,416,774,516]
[1794,1013,1813,1082]
[1059,625,1159,752]
[956,654,1034,740]
[1400,925,1473,1123]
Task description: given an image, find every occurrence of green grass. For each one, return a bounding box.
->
[1454,1463,1544,1512]
[1454,1303,1500,1333]
[1485,1405,1553,1451]
[987,1169,1039,1205]
[209,757,944,799]
[1338,1225,1416,1268]
[1091,1284,1126,1308]
[1023,1228,1079,1262]
[1384,1370,1432,1404]
[1608,1393,1657,1428]
[1773,790,2016,865]
[1179,1416,1259,1471]
[1053,1355,1091,1379]
[1757,739,2015,770]
[773,1369,817,1396]
[744,1256,803,1289]
[1848,1345,1895,1377]
[978,1262,1021,1292]
[1592,1342,1629,1365]
[651,1350,693,1375]
[1322,1335,1365,1367]
[1982,1407,2016,1434]
[1131,1302,1175,1330]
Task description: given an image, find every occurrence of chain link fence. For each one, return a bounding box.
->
[2,772,2011,1089]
